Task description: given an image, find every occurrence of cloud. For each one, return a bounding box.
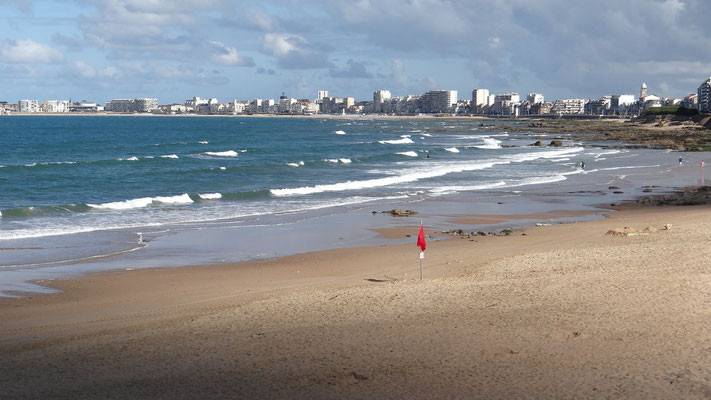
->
[390,59,408,89]
[0,0,32,13]
[329,59,373,78]
[209,41,254,66]
[220,8,281,31]
[52,33,84,52]
[256,67,276,75]
[0,39,64,64]
[262,33,331,69]
[72,60,121,79]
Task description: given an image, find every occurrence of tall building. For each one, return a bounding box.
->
[698,77,711,113]
[18,99,39,112]
[527,93,544,104]
[134,98,158,112]
[420,90,457,114]
[373,90,391,113]
[472,89,489,106]
[41,100,70,113]
[317,90,328,101]
[106,98,158,113]
[551,99,587,115]
[640,82,648,98]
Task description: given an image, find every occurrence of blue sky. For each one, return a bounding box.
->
[1,0,709,104]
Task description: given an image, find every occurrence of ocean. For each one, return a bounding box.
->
[0,115,706,295]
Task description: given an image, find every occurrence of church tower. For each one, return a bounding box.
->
[640,82,647,98]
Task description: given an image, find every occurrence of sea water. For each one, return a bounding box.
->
[0,116,706,295]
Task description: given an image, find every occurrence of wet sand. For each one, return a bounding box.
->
[1,203,710,399]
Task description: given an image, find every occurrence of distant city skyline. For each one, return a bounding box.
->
[1,1,710,104]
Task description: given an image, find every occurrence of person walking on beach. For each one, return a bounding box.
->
[679,157,683,165]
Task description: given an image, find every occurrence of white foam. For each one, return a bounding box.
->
[334,130,346,135]
[270,160,497,196]
[118,156,139,161]
[422,133,432,137]
[445,147,460,153]
[198,141,209,144]
[339,158,352,164]
[204,150,238,157]
[161,154,179,159]
[286,161,305,167]
[396,151,418,157]
[88,194,194,210]
[475,137,501,150]
[378,138,414,144]
[400,134,411,138]
[199,193,222,200]
[325,159,339,163]
[219,167,226,170]
[503,147,584,162]
[429,181,507,194]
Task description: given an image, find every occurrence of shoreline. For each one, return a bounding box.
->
[2,200,710,398]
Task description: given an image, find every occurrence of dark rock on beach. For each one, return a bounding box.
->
[637,186,711,206]
[382,209,418,217]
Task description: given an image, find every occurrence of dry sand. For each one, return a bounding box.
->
[1,204,710,399]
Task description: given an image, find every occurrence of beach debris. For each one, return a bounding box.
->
[476,231,487,236]
[606,225,671,237]
[499,229,514,236]
[549,140,563,147]
[609,186,620,190]
[442,229,468,236]
[535,223,552,227]
[382,209,418,217]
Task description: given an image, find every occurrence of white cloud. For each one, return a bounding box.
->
[209,41,254,66]
[0,39,64,64]
[261,33,330,69]
[262,33,300,57]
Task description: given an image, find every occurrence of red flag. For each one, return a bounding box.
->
[417,222,426,251]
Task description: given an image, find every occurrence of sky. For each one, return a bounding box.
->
[1,0,710,104]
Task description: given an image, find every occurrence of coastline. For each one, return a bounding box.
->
[2,199,711,398]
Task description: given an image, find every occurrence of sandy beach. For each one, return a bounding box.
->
[1,201,710,399]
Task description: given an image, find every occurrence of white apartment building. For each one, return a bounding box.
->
[552,98,587,115]
[420,90,457,114]
[489,93,520,116]
[373,90,391,113]
[167,104,187,114]
[527,93,544,104]
[135,98,158,113]
[185,96,209,112]
[472,89,489,106]
[494,93,520,103]
[317,90,328,101]
[42,100,70,113]
[105,98,158,113]
[698,77,711,113]
[19,99,40,113]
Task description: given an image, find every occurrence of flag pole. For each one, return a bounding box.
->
[419,219,423,280]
